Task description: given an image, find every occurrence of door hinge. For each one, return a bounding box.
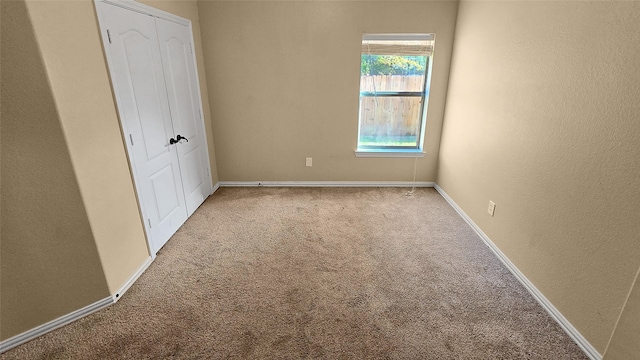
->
[198,108,202,120]
[147,218,152,228]
[190,44,193,54]
[129,134,134,146]
[107,29,112,44]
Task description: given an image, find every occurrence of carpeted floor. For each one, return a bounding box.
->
[1,187,588,359]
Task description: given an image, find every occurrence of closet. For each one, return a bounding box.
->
[96,1,213,254]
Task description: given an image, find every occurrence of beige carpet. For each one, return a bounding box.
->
[2,187,588,359]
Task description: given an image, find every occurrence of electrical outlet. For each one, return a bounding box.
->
[487,201,496,217]
[306,157,312,167]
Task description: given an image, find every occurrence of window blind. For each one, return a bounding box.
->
[362,34,435,56]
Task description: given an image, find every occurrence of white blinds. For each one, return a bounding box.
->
[362,34,435,56]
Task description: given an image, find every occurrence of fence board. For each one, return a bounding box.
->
[359,75,424,141]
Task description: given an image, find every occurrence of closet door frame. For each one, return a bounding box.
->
[94,0,213,257]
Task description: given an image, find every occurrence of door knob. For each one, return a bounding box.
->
[169,135,188,145]
[176,135,189,143]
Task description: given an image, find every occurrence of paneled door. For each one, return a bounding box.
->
[156,18,213,216]
[97,1,212,254]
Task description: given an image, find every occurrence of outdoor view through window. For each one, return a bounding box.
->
[357,34,434,152]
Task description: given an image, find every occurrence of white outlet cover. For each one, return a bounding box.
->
[488,201,496,216]
[306,158,312,167]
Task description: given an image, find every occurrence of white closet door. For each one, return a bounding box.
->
[100,3,188,253]
[156,18,213,216]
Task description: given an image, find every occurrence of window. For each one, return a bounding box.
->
[356,34,434,157]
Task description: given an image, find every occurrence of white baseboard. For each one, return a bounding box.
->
[113,257,154,302]
[211,181,221,194]
[0,296,113,354]
[1,256,154,354]
[219,181,435,188]
[433,184,601,360]
[5,183,594,358]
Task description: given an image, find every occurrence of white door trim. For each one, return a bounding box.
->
[97,0,190,25]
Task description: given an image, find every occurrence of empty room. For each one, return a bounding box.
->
[1,0,638,359]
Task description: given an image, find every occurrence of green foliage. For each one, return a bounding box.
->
[361,55,427,76]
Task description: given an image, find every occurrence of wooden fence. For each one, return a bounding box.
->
[359,74,425,92]
[359,75,424,139]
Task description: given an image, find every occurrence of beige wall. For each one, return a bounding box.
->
[138,0,220,185]
[24,0,150,296]
[1,0,111,340]
[4,0,637,356]
[605,270,640,359]
[198,1,458,182]
[438,1,640,356]
[1,0,218,341]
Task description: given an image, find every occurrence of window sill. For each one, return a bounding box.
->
[355,150,425,158]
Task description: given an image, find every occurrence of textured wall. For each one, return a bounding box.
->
[604,272,640,359]
[438,1,640,355]
[138,0,219,185]
[198,1,458,182]
[24,0,150,296]
[0,0,110,340]
[0,0,218,342]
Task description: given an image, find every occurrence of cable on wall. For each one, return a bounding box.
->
[405,156,418,196]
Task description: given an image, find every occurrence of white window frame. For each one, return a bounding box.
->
[355,33,434,158]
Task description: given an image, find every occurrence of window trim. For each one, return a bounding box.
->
[355,40,434,157]
[355,149,426,158]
